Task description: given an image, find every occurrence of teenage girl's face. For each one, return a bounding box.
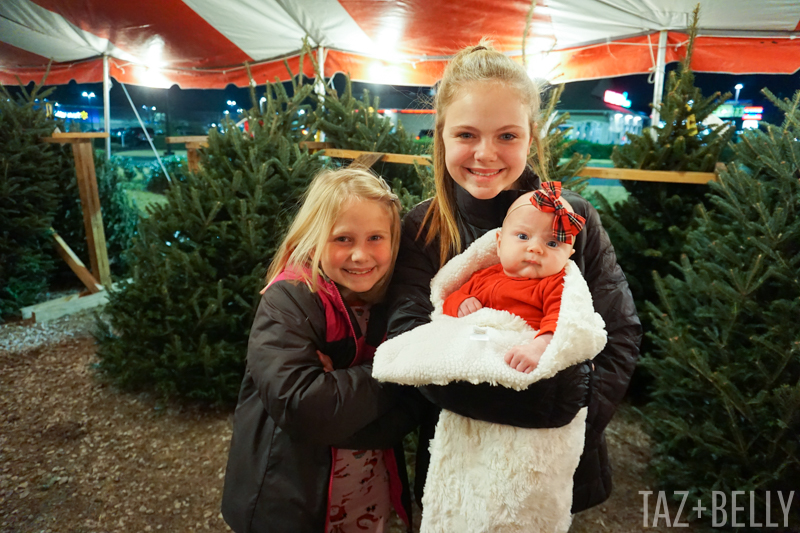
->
[321,198,393,303]
[442,81,533,200]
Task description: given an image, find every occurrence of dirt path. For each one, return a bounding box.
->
[1,328,696,533]
[1,335,232,533]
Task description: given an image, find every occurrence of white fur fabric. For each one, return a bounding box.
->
[372,229,608,533]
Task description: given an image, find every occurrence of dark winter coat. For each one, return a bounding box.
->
[386,179,642,513]
[222,271,420,533]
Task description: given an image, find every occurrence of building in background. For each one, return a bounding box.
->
[556,79,648,145]
[381,108,435,139]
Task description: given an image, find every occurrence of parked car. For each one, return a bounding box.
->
[112,127,155,147]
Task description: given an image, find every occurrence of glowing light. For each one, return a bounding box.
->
[604,90,631,109]
[372,16,404,62]
[139,67,171,88]
[742,120,759,129]
[526,52,560,82]
[144,36,166,68]
[368,63,406,85]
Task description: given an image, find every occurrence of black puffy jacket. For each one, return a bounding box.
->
[222,272,421,533]
[386,180,642,512]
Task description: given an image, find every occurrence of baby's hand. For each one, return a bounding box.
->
[458,297,483,317]
[504,333,553,373]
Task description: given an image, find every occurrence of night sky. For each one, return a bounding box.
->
[10,64,799,128]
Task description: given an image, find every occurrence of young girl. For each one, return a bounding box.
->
[222,168,418,533]
[386,40,642,516]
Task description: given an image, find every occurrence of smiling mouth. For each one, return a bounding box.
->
[468,168,503,177]
[343,267,376,276]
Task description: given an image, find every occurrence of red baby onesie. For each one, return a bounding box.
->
[442,263,566,336]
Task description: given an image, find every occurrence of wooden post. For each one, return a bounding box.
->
[185,142,203,173]
[71,140,112,287]
[166,136,209,173]
[41,132,112,288]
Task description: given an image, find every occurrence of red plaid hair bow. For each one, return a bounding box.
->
[531,182,586,245]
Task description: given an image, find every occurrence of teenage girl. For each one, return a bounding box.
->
[222,168,419,533]
[387,41,642,513]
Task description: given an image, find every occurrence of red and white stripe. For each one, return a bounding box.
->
[1,0,798,88]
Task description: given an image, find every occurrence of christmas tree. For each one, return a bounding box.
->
[95,53,323,403]
[540,84,590,191]
[0,78,68,319]
[597,7,734,380]
[643,88,800,528]
[314,75,432,212]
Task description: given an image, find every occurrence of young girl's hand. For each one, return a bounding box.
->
[317,350,334,372]
[504,333,553,373]
[458,297,483,317]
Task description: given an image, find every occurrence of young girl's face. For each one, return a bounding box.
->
[442,81,532,200]
[321,198,393,302]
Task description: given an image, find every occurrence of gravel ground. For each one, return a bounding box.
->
[1,311,695,533]
[0,310,98,355]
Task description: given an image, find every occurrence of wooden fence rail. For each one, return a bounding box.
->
[167,136,719,185]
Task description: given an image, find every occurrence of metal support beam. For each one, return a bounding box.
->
[650,30,668,127]
[103,54,111,159]
[316,46,326,141]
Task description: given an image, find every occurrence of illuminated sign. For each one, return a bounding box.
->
[54,110,89,120]
[712,104,743,118]
[742,106,763,121]
[603,90,631,109]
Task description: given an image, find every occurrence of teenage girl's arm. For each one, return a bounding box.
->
[332,386,426,450]
[405,199,641,433]
[387,206,595,428]
[246,280,401,445]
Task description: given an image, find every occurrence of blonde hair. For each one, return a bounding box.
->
[266,168,401,302]
[422,39,548,265]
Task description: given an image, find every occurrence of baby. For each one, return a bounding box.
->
[443,182,586,373]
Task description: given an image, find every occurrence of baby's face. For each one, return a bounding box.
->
[496,204,574,279]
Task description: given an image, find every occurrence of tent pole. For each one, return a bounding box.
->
[103,54,111,161]
[103,54,111,160]
[316,46,326,141]
[650,30,668,127]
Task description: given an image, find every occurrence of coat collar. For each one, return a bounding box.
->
[454,169,541,231]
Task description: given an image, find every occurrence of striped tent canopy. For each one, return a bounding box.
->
[2,0,799,88]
